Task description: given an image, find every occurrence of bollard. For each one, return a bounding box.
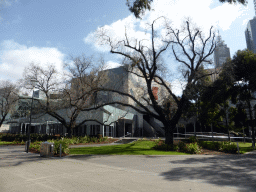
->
[59,144,62,157]
[237,142,239,154]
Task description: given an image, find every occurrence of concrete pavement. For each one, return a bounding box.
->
[0,145,256,192]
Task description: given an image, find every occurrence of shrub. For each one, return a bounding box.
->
[198,141,221,151]
[188,136,198,143]
[29,141,42,152]
[185,142,202,154]
[154,143,178,151]
[198,141,238,154]
[90,137,97,143]
[154,138,162,145]
[220,142,237,154]
[1,133,15,141]
[177,141,186,151]
[71,136,80,144]
[62,138,74,145]
[102,137,108,142]
[53,139,70,155]
[98,137,103,142]
[78,136,88,144]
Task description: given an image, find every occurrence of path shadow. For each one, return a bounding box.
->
[160,154,256,192]
[0,145,58,167]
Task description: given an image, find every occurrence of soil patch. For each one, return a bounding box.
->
[198,148,237,155]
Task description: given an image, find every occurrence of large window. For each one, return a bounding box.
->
[90,125,100,135]
[104,126,114,137]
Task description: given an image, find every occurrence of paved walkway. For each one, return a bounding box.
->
[1,145,256,191]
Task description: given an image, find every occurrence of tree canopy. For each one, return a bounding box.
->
[126,0,248,18]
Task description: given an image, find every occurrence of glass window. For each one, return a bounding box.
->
[109,126,113,137]
[96,125,100,135]
[104,126,107,136]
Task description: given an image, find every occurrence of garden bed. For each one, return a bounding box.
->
[198,148,237,155]
[69,138,119,146]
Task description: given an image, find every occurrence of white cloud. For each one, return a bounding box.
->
[84,0,248,53]
[243,18,250,26]
[170,79,187,97]
[143,0,247,31]
[0,40,65,82]
[104,61,122,70]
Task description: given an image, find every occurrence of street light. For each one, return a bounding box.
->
[26,79,37,153]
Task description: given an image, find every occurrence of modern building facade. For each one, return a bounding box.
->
[214,35,231,68]
[9,66,172,137]
[245,17,256,53]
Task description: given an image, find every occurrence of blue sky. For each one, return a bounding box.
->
[0,0,255,95]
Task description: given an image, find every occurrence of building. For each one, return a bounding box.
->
[214,35,231,68]
[9,66,172,137]
[245,17,256,53]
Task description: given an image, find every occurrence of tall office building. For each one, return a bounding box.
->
[254,0,256,16]
[245,17,256,53]
[214,35,231,68]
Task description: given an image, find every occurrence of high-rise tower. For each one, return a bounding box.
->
[245,17,256,53]
[213,35,231,68]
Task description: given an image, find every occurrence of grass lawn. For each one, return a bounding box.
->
[235,142,254,154]
[70,140,189,155]
[202,141,254,154]
[0,141,14,145]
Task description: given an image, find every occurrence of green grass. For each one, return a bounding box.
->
[69,140,189,155]
[236,142,255,154]
[0,141,14,145]
[201,141,255,154]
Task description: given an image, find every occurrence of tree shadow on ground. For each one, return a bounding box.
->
[0,145,89,168]
[160,154,256,192]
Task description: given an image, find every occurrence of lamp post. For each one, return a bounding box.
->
[26,79,37,153]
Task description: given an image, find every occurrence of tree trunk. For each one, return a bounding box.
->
[67,127,72,138]
[248,100,255,149]
[0,114,7,128]
[164,121,174,145]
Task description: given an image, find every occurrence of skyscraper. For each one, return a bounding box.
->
[245,17,256,53]
[213,35,231,68]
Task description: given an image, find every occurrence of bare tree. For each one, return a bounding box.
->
[0,80,19,127]
[93,17,217,145]
[22,57,126,137]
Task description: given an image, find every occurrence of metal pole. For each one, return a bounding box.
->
[185,125,186,139]
[243,126,245,143]
[26,89,35,153]
[194,122,196,137]
[124,119,125,138]
[211,123,214,142]
[60,144,62,157]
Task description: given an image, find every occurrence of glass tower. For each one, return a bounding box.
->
[214,35,231,68]
[245,17,256,53]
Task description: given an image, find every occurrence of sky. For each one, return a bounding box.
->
[0,0,255,95]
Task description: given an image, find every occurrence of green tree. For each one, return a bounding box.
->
[198,58,237,136]
[126,0,247,19]
[200,49,256,147]
[231,49,256,148]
